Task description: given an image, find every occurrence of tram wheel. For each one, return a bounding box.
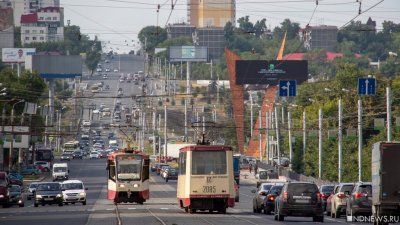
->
[184,207,189,213]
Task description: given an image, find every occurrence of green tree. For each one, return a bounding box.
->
[273,19,300,39]
[237,16,254,34]
[138,26,167,54]
[254,18,267,38]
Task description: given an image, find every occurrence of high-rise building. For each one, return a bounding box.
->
[11,0,59,26]
[0,8,14,59]
[188,0,235,28]
[300,25,338,52]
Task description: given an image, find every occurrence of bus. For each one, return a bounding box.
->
[35,148,54,166]
[63,141,80,153]
[106,149,150,204]
[177,145,235,213]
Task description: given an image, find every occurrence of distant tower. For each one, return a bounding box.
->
[188,0,235,28]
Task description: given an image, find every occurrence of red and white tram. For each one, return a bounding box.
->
[107,150,150,204]
[177,145,235,213]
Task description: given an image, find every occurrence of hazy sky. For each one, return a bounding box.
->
[61,0,400,53]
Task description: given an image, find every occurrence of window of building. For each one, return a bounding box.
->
[25,37,29,40]
[53,17,57,20]
[40,30,44,34]
[40,37,44,40]
[32,30,37,34]
[39,17,44,20]
[25,30,29,34]
[32,37,37,40]
[46,17,51,20]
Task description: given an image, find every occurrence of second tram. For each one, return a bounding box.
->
[177,145,235,213]
[107,150,150,204]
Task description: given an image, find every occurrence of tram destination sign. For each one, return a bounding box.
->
[235,60,308,85]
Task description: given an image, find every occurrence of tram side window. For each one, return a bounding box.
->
[192,151,226,175]
[109,165,116,181]
[179,152,186,175]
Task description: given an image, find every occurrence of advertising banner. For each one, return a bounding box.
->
[169,46,208,62]
[1,48,36,63]
[235,60,308,85]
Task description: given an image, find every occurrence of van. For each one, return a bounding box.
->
[0,172,10,207]
[52,163,69,181]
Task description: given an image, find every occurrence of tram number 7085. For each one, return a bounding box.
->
[203,186,216,193]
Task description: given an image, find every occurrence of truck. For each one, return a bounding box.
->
[371,142,400,225]
[52,163,69,181]
[233,155,240,185]
[161,143,196,158]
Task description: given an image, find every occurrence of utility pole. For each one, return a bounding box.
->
[387,87,392,142]
[303,110,307,157]
[158,114,161,162]
[318,108,323,179]
[250,93,253,137]
[259,110,262,161]
[275,106,280,165]
[152,109,156,155]
[0,105,5,170]
[358,99,363,182]
[338,98,343,183]
[265,111,269,164]
[184,62,191,142]
[164,105,167,163]
[288,110,293,171]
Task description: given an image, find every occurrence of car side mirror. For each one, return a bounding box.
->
[85,188,88,190]
[62,189,66,192]
[251,190,256,193]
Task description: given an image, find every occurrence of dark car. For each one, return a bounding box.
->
[9,185,24,207]
[319,184,335,212]
[99,151,108,158]
[346,182,372,217]
[34,182,64,207]
[60,153,72,161]
[165,168,178,182]
[9,174,23,186]
[156,163,169,175]
[263,183,284,214]
[252,183,274,213]
[150,163,158,172]
[72,151,83,159]
[274,182,324,222]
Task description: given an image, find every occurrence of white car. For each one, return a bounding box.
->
[96,68,102,72]
[114,69,119,72]
[89,151,100,159]
[61,180,88,205]
[103,74,108,79]
[82,120,91,127]
[105,68,111,72]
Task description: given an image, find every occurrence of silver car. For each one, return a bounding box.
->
[27,182,39,200]
[252,183,274,213]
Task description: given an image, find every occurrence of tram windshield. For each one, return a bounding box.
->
[192,151,227,175]
[117,160,141,180]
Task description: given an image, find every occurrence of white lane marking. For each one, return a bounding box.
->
[160,208,169,210]
[128,208,136,210]
[87,209,95,211]
[106,208,114,211]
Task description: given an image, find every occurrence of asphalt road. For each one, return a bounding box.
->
[0,158,375,225]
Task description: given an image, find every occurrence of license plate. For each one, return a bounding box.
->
[295,199,310,203]
[44,198,53,201]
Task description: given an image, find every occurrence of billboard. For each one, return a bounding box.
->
[235,60,308,85]
[1,48,36,63]
[169,46,207,62]
[25,55,82,78]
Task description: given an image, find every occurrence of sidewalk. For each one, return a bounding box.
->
[239,169,258,186]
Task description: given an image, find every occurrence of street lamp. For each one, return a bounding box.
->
[9,99,25,172]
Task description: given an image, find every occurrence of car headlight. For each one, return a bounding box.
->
[119,184,125,188]
[36,195,42,199]
[133,184,139,188]
[0,194,4,198]
[56,194,62,198]
[79,192,86,197]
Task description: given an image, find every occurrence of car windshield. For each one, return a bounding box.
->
[261,184,273,191]
[37,183,61,191]
[0,179,7,187]
[63,183,84,190]
[288,183,318,195]
[29,183,38,188]
[321,185,335,193]
[270,186,283,195]
[54,167,67,172]
[341,185,354,193]
[117,160,141,180]
[10,186,21,192]
[358,185,372,194]
[62,154,70,157]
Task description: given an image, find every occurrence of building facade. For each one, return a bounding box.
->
[301,25,338,52]
[188,0,235,28]
[166,23,196,39]
[0,8,14,60]
[21,7,64,45]
[11,0,59,26]
[195,27,224,60]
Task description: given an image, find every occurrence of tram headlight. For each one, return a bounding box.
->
[133,184,139,188]
[119,184,125,188]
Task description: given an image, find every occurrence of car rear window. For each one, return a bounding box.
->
[288,183,318,194]
[269,186,283,194]
[321,185,334,193]
[262,184,273,191]
[358,185,372,194]
[340,185,354,193]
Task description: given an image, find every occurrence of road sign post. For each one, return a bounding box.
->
[279,80,297,97]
